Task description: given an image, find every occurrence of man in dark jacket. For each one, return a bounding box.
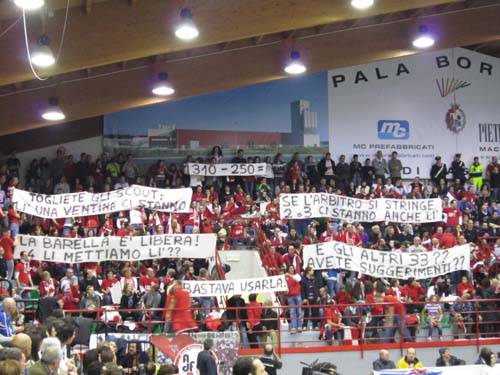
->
[373,349,396,371]
[196,339,218,375]
[435,348,465,367]
[450,153,467,183]
[430,156,448,186]
[301,266,321,330]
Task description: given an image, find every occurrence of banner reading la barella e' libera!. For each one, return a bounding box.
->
[12,185,193,219]
[280,193,443,223]
[15,234,216,263]
[303,240,470,280]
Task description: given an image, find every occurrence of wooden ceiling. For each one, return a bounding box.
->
[0,0,499,136]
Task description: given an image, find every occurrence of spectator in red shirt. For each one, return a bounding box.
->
[382,294,411,343]
[443,200,462,228]
[456,275,475,297]
[139,268,159,292]
[246,293,263,348]
[101,270,119,305]
[285,265,302,333]
[401,279,426,313]
[282,245,302,274]
[321,299,343,345]
[7,204,20,237]
[39,271,58,297]
[441,228,458,249]
[0,228,14,280]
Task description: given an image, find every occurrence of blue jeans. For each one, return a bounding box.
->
[287,296,303,330]
[6,260,14,280]
[383,315,411,343]
[327,278,342,297]
[9,224,19,238]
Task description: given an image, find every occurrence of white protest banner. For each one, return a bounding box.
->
[280,193,442,223]
[12,185,193,219]
[181,275,288,297]
[303,240,470,279]
[187,163,268,176]
[15,234,216,263]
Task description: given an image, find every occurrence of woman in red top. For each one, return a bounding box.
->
[39,271,58,297]
[246,293,263,348]
[7,204,20,237]
[62,285,80,311]
[285,265,303,333]
[165,282,198,333]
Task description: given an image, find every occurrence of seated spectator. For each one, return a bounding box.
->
[372,349,395,371]
[118,342,149,374]
[233,357,267,375]
[39,271,58,298]
[0,298,17,338]
[0,359,23,375]
[320,299,343,346]
[396,348,423,369]
[80,285,101,317]
[119,283,141,322]
[101,270,119,305]
[435,347,465,367]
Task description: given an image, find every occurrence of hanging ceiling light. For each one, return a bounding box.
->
[412,25,435,49]
[351,0,374,9]
[42,97,65,121]
[284,51,307,75]
[175,8,199,40]
[30,35,55,68]
[152,72,175,96]
[14,0,44,10]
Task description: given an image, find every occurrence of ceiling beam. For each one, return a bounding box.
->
[0,4,498,136]
[0,0,462,87]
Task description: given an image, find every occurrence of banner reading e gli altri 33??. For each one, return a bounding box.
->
[329,48,500,178]
[303,240,470,279]
[280,193,442,223]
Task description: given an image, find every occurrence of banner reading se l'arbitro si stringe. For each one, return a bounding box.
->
[280,193,443,223]
[303,240,470,279]
[14,234,216,263]
[12,185,193,219]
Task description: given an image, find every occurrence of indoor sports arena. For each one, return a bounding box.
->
[0,1,499,375]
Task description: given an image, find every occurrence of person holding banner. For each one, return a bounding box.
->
[165,281,198,334]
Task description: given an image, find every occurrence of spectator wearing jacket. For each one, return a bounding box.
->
[301,267,321,330]
[435,347,466,367]
[388,151,403,181]
[430,156,448,186]
[372,151,388,182]
[396,348,424,369]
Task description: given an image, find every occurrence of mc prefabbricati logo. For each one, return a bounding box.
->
[377,120,410,140]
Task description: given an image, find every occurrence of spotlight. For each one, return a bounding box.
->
[351,0,374,10]
[31,35,55,68]
[42,97,65,121]
[152,73,175,96]
[14,0,44,10]
[175,8,199,40]
[284,51,307,75]
[412,25,435,49]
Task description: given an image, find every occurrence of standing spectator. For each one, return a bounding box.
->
[335,155,350,191]
[430,156,448,186]
[489,166,500,202]
[450,153,467,184]
[50,148,65,182]
[423,295,444,341]
[165,281,197,333]
[372,151,388,182]
[14,251,33,297]
[317,153,335,184]
[388,151,403,182]
[246,294,263,348]
[443,200,462,228]
[122,154,138,184]
[362,158,375,185]
[196,339,218,375]
[272,153,286,192]
[435,347,466,366]
[285,265,302,334]
[349,154,363,187]
[301,267,321,330]
[469,156,484,191]
[0,228,14,280]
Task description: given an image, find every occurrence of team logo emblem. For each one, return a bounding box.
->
[445,103,466,134]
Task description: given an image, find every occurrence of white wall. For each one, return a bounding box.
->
[17,136,103,185]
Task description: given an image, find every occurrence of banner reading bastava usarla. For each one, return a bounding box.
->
[280,193,443,223]
[303,240,470,280]
[181,275,288,297]
[12,185,193,219]
[187,163,270,177]
[15,234,216,263]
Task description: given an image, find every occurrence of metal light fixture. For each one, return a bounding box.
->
[284,51,307,75]
[152,73,175,96]
[31,35,55,67]
[175,8,199,40]
[42,97,65,121]
[412,25,435,49]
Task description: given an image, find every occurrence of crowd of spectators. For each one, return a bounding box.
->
[0,146,497,358]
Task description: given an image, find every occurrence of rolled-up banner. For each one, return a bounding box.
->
[303,240,470,279]
[280,193,443,223]
[187,163,269,176]
[12,185,193,218]
[181,275,288,297]
[15,234,216,263]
